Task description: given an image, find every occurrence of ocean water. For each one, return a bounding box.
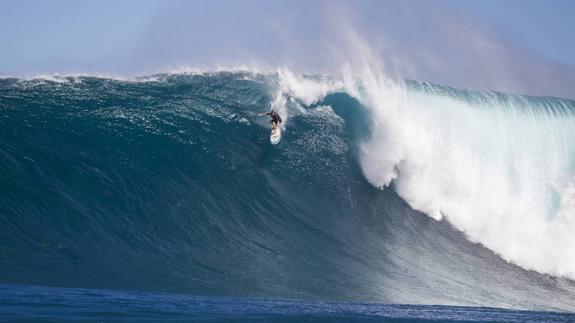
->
[1,71,575,320]
[2,284,574,322]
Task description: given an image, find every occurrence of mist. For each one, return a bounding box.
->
[3,0,575,98]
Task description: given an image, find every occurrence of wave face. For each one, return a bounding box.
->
[1,71,575,311]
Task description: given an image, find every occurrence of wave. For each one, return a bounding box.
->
[276,68,575,280]
[1,70,575,311]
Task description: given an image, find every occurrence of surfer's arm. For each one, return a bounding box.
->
[259,112,271,116]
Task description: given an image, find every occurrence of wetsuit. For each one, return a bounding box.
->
[267,111,282,126]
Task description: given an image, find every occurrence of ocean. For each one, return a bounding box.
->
[1,70,575,321]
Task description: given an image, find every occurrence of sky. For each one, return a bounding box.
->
[1,0,574,98]
[444,0,575,68]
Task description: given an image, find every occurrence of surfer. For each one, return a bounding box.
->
[260,110,282,131]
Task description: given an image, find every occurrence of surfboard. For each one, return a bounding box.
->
[270,126,281,145]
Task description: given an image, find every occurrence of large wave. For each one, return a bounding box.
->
[276,68,575,280]
[1,70,575,311]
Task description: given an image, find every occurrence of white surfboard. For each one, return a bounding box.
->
[270,126,281,145]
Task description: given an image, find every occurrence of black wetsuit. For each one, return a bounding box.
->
[268,111,282,125]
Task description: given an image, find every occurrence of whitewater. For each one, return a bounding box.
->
[273,66,575,279]
[1,67,575,313]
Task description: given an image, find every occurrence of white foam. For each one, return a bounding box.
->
[349,65,575,279]
[269,68,347,129]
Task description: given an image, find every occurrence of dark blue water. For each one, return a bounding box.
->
[2,284,574,322]
[1,72,575,319]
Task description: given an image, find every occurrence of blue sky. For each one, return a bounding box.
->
[1,0,574,97]
[0,1,161,74]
